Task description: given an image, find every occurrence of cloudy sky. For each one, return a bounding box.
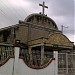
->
[0,0,75,43]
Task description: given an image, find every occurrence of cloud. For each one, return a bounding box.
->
[46,0,74,35]
[0,0,74,43]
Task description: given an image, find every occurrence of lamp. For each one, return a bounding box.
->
[15,40,20,44]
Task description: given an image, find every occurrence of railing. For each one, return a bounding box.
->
[0,43,14,65]
[58,53,75,75]
[58,68,75,75]
[19,47,54,69]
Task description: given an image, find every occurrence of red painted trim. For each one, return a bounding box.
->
[19,56,55,69]
[13,44,21,47]
[0,55,14,67]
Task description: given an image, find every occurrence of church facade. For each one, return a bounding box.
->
[0,2,75,75]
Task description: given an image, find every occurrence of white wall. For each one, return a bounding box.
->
[0,58,14,75]
[0,58,56,75]
[0,47,58,75]
[18,59,55,75]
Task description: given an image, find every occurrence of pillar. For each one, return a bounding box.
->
[29,47,32,64]
[28,24,31,41]
[13,46,20,75]
[54,51,58,75]
[66,53,68,74]
[41,45,44,65]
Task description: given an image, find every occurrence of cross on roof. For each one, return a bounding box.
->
[39,2,48,15]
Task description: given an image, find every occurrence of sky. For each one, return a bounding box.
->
[0,0,75,44]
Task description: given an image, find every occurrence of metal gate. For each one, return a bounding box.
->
[58,53,75,75]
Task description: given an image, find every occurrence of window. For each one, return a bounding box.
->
[2,30,11,42]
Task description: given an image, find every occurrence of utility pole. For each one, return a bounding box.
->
[61,25,68,33]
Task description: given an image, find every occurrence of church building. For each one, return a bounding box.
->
[0,2,75,75]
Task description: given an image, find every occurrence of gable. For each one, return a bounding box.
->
[28,32,73,49]
[47,33,73,47]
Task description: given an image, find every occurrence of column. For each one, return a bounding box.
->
[66,53,68,75]
[33,16,37,23]
[54,51,58,75]
[2,46,5,61]
[0,46,1,62]
[13,46,20,75]
[28,24,31,41]
[29,47,32,64]
[41,45,44,65]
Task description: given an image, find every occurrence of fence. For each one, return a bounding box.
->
[58,53,75,75]
[0,43,14,64]
[0,43,75,75]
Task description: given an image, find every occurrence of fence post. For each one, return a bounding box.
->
[66,53,68,75]
[13,40,20,75]
[54,51,58,75]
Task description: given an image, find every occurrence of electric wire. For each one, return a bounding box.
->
[16,0,28,18]
[0,0,21,21]
[7,0,23,20]
[0,9,15,23]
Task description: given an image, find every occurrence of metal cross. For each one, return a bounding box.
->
[39,2,48,15]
